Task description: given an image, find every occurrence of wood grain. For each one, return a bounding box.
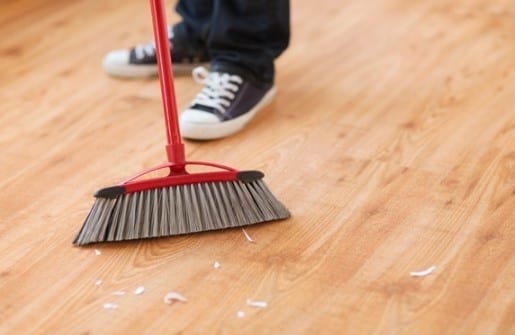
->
[1,0,514,334]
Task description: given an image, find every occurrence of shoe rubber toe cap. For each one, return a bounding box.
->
[103,49,130,67]
[180,109,220,124]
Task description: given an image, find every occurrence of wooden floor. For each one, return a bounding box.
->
[1,0,514,334]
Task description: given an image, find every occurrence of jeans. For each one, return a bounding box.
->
[173,0,290,84]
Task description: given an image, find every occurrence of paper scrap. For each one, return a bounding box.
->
[246,299,268,308]
[236,310,246,318]
[213,261,221,269]
[163,292,187,304]
[410,265,436,277]
[242,228,255,243]
[94,249,101,256]
[134,286,145,295]
[103,303,118,309]
[112,291,126,296]
[95,280,103,286]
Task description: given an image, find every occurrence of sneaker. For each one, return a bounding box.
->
[102,27,209,78]
[179,67,276,140]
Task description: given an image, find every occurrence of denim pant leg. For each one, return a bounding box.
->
[207,0,290,84]
[174,0,212,54]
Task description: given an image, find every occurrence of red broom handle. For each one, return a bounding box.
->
[149,0,186,167]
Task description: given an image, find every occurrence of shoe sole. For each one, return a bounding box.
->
[102,62,209,78]
[179,86,277,140]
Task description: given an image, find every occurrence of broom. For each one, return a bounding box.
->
[73,0,290,246]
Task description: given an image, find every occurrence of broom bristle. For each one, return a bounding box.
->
[74,179,290,246]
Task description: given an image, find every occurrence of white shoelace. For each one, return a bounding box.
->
[191,67,243,114]
[133,26,174,60]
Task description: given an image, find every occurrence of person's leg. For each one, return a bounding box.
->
[208,0,290,84]
[162,0,213,69]
[179,0,290,140]
[102,0,212,78]
[173,0,212,55]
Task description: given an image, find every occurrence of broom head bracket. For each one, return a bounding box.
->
[92,161,265,197]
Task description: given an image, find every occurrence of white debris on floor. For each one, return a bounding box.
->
[410,265,436,277]
[163,292,187,304]
[103,303,118,309]
[236,310,246,318]
[134,286,145,295]
[95,280,103,286]
[246,299,268,308]
[213,261,221,269]
[242,228,255,243]
[94,249,101,256]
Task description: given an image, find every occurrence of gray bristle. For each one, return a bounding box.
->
[73,180,290,246]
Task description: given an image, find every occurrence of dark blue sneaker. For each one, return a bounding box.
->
[179,67,276,140]
[102,26,209,78]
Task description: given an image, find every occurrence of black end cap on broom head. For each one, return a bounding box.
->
[236,170,264,182]
[94,186,126,199]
